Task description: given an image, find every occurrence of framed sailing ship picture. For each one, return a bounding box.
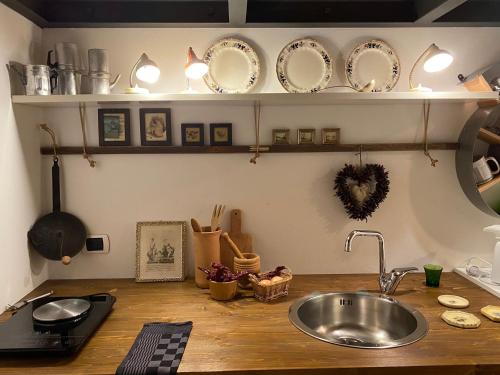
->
[136,221,187,282]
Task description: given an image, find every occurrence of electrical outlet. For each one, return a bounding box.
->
[85,234,110,254]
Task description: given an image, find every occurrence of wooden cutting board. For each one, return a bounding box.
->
[220,209,253,270]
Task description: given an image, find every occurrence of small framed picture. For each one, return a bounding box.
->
[98,108,131,146]
[210,123,232,146]
[136,221,187,282]
[322,128,341,145]
[181,123,204,146]
[272,129,290,145]
[140,108,172,146]
[297,128,316,145]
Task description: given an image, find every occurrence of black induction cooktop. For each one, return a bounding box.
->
[0,294,115,355]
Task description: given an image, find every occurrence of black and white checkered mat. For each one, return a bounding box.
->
[116,322,192,375]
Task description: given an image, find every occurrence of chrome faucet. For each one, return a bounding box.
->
[344,230,418,295]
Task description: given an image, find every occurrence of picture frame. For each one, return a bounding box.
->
[272,128,290,145]
[297,128,316,145]
[98,108,131,146]
[140,108,172,146]
[322,128,341,145]
[136,221,187,282]
[181,123,205,146]
[210,123,232,146]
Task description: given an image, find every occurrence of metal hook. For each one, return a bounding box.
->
[355,144,363,168]
[39,124,58,161]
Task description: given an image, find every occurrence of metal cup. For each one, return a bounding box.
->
[88,49,109,73]
[55,66,77,95]
[24,65,51,95]
[55,42,84,72]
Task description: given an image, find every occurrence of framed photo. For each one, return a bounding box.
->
[322,128,341,145]
[297,128,316,145]
[181,123,204,146]
[136,221,187,282]
[210,123,232,146]
[140,108,172,146]
[98,108,131,146]
[272,129,290,145]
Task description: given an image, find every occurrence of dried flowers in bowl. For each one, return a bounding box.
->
[198,263,248,301]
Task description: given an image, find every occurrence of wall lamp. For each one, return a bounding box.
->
[183,47,208,93]
[125,53,160,94]
[409,44,453,92]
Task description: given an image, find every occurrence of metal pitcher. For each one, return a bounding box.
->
[6,63,51,96]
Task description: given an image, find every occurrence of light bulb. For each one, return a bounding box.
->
[185,62,208,80]
[423,52,453,73]
[136,64,160,83]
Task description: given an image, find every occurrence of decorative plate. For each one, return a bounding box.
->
[203,38,260,94]
[276,38,333,93]
[345,39,400,92]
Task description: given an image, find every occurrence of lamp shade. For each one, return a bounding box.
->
[423,44,453,73]
[135,53,160,83]
[185,47,208,80]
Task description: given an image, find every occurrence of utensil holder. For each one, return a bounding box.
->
[234,252,260,289]
[193,228,221,289]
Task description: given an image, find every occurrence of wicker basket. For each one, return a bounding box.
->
[249,267,292,302]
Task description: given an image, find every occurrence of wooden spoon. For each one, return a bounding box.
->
[222,232,245,259]
[191,218,203,233]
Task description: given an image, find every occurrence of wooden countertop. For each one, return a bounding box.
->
[0,273,499,375]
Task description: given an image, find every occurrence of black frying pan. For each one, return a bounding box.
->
[28,126,86,265]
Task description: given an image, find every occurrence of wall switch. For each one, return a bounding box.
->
[85,235,110,254]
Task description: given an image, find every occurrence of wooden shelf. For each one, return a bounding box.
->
[478,175,500,193]
[478,128,500,144]
[12,91,499,108]
[40,143,459,155]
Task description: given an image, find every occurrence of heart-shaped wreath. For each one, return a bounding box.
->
[334,164,390,221]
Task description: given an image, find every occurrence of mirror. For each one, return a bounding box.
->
[456,104,500,217]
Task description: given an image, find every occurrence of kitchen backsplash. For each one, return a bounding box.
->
[36,27,500,279]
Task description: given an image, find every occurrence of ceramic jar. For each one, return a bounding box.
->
[193,228,221,288]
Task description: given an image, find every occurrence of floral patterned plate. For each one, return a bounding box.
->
[276,38,333,93]
[203,38,260,94]
[345,39,400,92]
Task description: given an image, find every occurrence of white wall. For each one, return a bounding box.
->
[0,4,48,310]
[40,27,500,279]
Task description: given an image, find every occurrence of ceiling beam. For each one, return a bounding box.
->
[414,0,468,24]
[228,0,247,26]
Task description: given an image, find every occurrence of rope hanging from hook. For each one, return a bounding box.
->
[78,103,96,168]
[250,101,261,164]
[423,101,438,167]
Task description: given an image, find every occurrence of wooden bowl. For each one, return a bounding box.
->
[234,253,260,289]
[208,280,237,301]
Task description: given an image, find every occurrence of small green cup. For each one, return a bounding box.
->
[424,264,443,287]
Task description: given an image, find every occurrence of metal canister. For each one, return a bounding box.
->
[55,65,77,95]
[24,65,51,96]
[88,49,109,73]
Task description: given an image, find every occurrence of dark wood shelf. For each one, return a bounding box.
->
[41,143,459,155]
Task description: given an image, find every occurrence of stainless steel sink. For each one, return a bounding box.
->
[289,292,428,349]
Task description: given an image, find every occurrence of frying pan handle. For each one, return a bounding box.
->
[52,159,61,212]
